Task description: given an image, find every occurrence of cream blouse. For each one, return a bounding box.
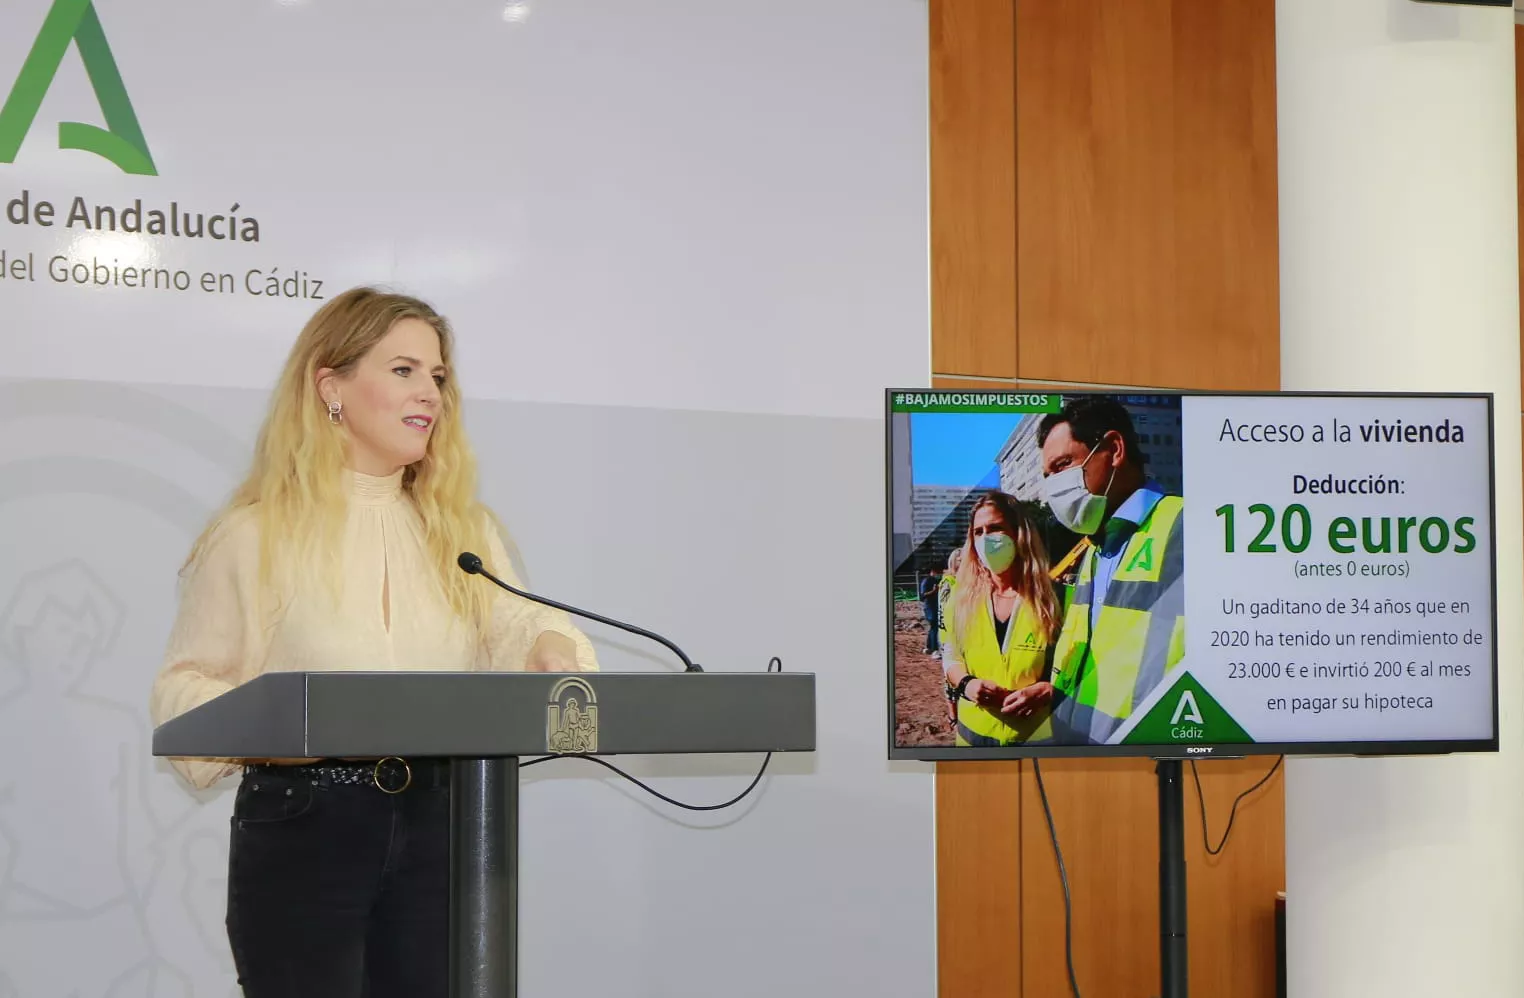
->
[150,469,598,789]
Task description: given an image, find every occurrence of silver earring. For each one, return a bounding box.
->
[327,399,343,423]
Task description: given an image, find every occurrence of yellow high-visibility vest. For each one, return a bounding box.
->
[1051,494,1185,744]
[950,596,1053,745]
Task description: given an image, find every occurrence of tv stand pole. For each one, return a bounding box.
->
[1155,758,1188,998]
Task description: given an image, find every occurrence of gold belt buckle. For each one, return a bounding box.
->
[373,757,412,794]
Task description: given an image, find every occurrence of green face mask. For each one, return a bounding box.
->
[976,532,1017,575]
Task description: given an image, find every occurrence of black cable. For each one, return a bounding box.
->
[520,656,783,812]
[1032,759,1082,998]
[1189,755,1283,856]
[522,751,773,811]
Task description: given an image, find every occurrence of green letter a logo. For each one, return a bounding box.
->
[1123,671,1254,745]
[1168,689,1205,725]
[0,0,156,175]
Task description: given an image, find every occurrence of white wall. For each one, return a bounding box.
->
[1277,1,1524,995]
[0,2,933,995]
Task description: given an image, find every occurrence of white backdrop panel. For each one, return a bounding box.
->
[0,0,929,419]
[0,0,932,994]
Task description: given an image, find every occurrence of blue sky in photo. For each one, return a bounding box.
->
[910,412,1030,488]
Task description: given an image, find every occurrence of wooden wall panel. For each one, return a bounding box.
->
[930,0,1017,379]
[932,374,1027,998]
[1021,758,1284,998]
[1013,0,1278,389]
[929,1,1284,997]
[935,762,1025,998]
[1013,0,1283,991]
[1181,759,1286,997]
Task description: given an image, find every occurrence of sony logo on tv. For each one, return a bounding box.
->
[1186,747,1215,755]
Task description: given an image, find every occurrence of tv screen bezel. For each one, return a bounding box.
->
[883,387,1501,762]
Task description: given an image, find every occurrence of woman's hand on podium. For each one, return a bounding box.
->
[526,632,579,672]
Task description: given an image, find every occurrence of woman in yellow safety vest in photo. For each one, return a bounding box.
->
[941,491,1063,746]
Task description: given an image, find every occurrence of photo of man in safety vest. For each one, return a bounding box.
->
[1037,396,1184,745]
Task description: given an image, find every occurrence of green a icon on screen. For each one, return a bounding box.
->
[1170,689,1205,726]
[0,0,156,175]
[1123,671,1253,745]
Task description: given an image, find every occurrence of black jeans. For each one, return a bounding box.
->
[224,760,451,998]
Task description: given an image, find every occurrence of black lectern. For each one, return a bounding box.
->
[152,670,816,998]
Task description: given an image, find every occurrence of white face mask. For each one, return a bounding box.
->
[1041,444,1115,535]
[975,531,1018,575]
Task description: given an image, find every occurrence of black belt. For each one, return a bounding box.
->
[242,757,449,794]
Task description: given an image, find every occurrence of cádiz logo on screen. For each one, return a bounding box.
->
[1170,690,1205,727]
[0,0,155,175]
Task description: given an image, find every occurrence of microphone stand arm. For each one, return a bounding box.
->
[467,560,704,673]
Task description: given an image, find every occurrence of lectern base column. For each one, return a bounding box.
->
[450,757,519,998]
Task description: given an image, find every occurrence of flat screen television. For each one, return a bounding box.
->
[885,389,1499,760]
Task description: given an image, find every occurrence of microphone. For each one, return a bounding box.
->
[457,552,703,672]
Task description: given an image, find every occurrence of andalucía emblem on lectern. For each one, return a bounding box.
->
[546,676,598,755]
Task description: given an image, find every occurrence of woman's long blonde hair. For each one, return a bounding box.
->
[950,491,1061,643]
[184,286,500,638]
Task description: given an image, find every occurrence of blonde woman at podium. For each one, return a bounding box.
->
[940,490,1062,746]
[149,287,599,998]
